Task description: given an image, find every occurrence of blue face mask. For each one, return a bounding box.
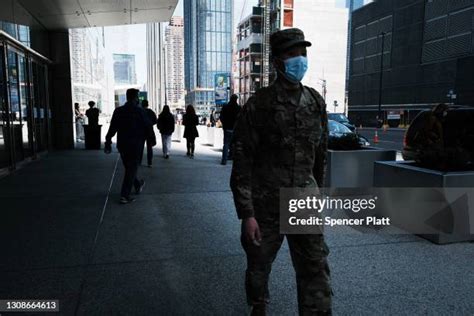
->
[282,56,308,83]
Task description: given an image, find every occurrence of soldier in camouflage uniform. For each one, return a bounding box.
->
[230,28,331,315]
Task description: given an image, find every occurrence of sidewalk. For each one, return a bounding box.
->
[0,139,472,315]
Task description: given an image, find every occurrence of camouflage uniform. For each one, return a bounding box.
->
[230,73,332,314]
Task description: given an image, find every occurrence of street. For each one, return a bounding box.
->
[357,128,406,152]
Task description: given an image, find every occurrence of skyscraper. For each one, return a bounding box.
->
[70,27,113,114]
[346,0,364,9]
[113,53,137,85]
[184,0,233,115]
[345,0,371,95]
[165,16,185,108]
[146,22,165,112]
[236,6,263,104]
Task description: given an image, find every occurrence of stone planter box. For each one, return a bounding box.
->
[206,127,215,146]
[374,161,474,244]
[325,147,396,189]
[213,127,223,150]
[172,124,182,142]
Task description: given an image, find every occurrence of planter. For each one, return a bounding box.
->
[206,127,215,146]
[374,161,474,244]
[83,125,102,150]
[325,147,396,189]
[172,124,182,142]
[213,127,223,150]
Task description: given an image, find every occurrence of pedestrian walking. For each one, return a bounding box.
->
[139,99,157,167]
[183,104,199,159]
[104,88,151,204]
[85,101,100,126]
[230,28,331,315]
[219,94,241,165]
[74,103,85,142]
[210,109,216,127]
[157,105,175,159]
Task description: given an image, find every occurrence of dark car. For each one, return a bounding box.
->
[402,105,474,162]
[328,120,370,148]
[327,113,356,131]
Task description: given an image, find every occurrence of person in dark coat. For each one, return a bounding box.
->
[157,105,175,159]
[74,103,85,141]
[85,101,100,126]
[104,89,151,204]
[139,99,158,167]
[210,109,216,127]
[183,104,199,158]
[219,94,241,165]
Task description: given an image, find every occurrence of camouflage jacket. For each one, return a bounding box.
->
[230,80,328,219]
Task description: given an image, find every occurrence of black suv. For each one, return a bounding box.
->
[327,113,356,131]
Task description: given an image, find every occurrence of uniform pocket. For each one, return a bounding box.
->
[300,102,322,146]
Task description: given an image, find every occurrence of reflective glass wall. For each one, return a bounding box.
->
[184,0,233,115]
[0,33,50,172]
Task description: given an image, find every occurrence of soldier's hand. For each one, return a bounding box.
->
[242,217,262,247]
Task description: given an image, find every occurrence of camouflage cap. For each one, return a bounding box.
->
[270,28,312,56]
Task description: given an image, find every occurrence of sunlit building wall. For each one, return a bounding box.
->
[165,17,185,109]
[69,27,114,115]
[146,22,165,112]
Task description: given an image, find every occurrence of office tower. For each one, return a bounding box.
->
[236,6,263,104]
[70,27,112,113]
[345,0,370,96]
[146,22,165,112]
[165,16,185,108]
[348,0,474,127]
[184,0,233,115]
[113,53,137,85]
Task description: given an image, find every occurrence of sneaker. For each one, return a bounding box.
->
[147,164,152,168]
[165,155,169,159]
[186,152,190,156]
[120,196,136,204]
[221,161,227,165]
[135,179,145,194]
[190,154,194,159]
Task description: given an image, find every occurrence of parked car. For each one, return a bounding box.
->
[327,113,356,131]
[402,105,474,166]
[328,120,370,148]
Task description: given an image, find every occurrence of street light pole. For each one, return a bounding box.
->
[377,32,386,127]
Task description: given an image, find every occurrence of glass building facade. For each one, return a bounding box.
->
[0,22,30,47]
[113,53,137,85]
[0,28,50,173]
[184,0,233,115]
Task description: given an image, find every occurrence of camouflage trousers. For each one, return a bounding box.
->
[241,217,332,315]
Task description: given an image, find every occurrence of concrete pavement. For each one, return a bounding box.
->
[0,138,473,315]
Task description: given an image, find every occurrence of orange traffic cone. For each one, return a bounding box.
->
[373,130,379,144]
